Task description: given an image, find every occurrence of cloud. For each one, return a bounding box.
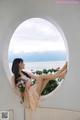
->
[9,18,66,54]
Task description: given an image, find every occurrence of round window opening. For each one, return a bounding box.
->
[8,18,68,97]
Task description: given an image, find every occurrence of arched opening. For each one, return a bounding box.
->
[8,18,68,97]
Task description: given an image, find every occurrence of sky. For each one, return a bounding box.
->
[8,18,66,54]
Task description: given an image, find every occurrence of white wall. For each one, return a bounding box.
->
[25,108,80,120]
[0,0,80,119]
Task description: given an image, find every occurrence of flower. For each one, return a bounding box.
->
[17,80,26,103]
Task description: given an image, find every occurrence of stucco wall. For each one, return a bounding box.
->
[0,0,80,119]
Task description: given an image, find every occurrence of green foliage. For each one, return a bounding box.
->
[41,80,58,95]
[19,85,25,93]
[36,70,42,75]
[43,69,48,74]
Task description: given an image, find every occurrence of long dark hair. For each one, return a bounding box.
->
[11,58,31,84]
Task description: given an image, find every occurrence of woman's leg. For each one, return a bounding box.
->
[31,63,67,96]
[35,77,44,95]
[58,69,67,79]
[40,79,49,94]
[35,63,67,95]
[39,62,67,81]
[35,77,50,95]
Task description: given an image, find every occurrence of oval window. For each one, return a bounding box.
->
[8,18,68,96]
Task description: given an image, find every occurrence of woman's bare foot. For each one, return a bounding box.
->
[58,69,67,79]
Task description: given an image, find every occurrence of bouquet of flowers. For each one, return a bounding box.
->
[17,80,26,103]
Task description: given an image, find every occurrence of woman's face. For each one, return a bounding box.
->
[19,62,25,70]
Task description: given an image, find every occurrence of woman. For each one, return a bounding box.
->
[11,58,67,111]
